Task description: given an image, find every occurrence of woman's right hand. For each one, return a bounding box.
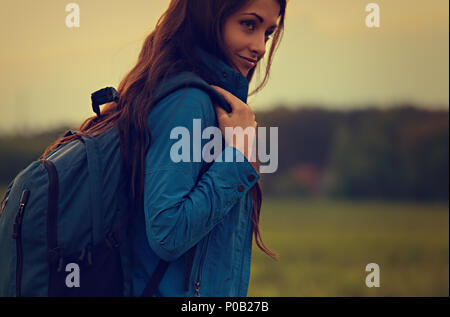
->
[210,85,257,161]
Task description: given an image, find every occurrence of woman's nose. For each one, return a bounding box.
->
[249,34,266,59]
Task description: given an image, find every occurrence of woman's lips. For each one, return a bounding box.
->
[237,55,256,68]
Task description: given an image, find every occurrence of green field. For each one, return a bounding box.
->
[248,198,449,297]
[1,183,448,296]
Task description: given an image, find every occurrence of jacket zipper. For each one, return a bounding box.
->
[12,189,30,297]
[184,245,196,292]
[194,233,210,297]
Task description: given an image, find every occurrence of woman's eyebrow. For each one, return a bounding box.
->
[241,12,278,29]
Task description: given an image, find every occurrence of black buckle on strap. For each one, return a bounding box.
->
[91,87,119,118]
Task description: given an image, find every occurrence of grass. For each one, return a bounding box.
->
[248,198,449,297]
[1,182,447,297]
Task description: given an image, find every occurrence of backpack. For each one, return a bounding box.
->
[0,72,229,297]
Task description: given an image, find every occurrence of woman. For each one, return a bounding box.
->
[45,0,287,297]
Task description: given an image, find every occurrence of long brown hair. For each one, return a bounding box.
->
[41,0,287,260]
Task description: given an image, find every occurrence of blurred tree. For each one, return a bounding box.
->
[0,107,448,202]
[0,127,70,184]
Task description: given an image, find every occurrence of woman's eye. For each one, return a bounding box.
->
[241,20,256,31]
[241,20,275,41]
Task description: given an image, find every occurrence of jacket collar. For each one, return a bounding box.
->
[194,46,249,104]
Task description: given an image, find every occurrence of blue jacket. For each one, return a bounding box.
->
[130,46,260,297]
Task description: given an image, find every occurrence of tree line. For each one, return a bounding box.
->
[256,105,448,201]
[0,105,448,201]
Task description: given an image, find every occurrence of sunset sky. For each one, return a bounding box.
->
[0,0,448,133]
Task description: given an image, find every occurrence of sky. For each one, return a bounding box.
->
[0,0,448,134]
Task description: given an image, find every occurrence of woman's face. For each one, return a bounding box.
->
[222,0,280,77]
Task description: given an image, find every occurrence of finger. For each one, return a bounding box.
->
[214,105,229,118]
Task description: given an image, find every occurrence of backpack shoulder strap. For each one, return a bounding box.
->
[140,260,170,297]
[151,71,232,113]
[91,72,232,119]
[138,72,229,297]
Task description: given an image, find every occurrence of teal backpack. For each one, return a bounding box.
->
[0,72,230,297]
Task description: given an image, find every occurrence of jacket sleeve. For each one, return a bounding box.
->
[143,87,259,261]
